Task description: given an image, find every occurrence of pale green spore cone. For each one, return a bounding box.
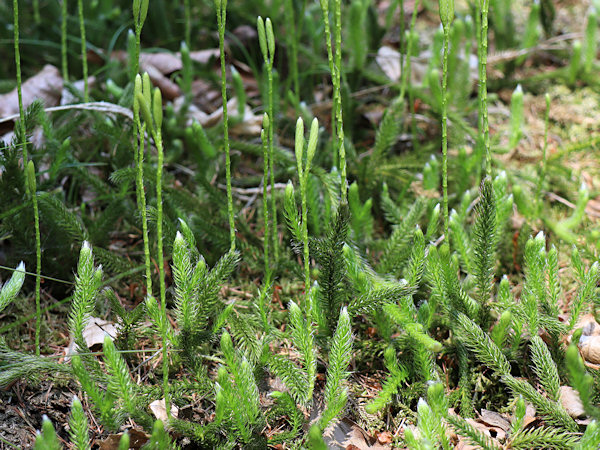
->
[26,160,37,195]
[152,87,163,129]
[257,16,268,61]
[439,0,455,28]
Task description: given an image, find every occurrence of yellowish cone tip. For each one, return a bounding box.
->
[439,0,454,29]
[266,18,275,61]
[306,118,319,167]
[26,160,36,194]
[294,117,305,166]
[257,17,268,62]
[152,87,163,130]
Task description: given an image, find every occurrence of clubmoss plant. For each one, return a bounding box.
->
[135,77,171,419]
[319,0,347,200]
[26,161,42,355]
[184,0,191,47]
[78,0,88,102]
[0,262,26,314]
[216,0,236,251]
[12,0,26,164]
[284,0,300,103]
[479,0,492,176]
[261,114,271,272]
[294,117,319,297]
[133,74,153,295]
[13,0,43,356]
[439,0,454,245]
[68,396,90,450]
[61,0,68,80]
[257,16,277,260]
[133,0,149,79]
[517,0,541,65]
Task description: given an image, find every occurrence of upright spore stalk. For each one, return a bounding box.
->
[333,0,347,202]
[258,16,277,261]
[439,0,454,245]
[184,0,191,47]
[26,162,42,356]
[295,118,319,296]
[77,0,88,102]
[319,0,338,168]
[284,0,300,104]
[61,0,68,80]
[14,0,43,356]
[479,0,491,176]
[261,113,271,273]
[319,0,347,201]
[135,76,170,420]
[132,2,151,295]
[216,0,236,251]
[13,0,26,163]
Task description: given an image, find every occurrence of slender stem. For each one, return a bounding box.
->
[320,1,338,168]
[399,0,405,75]
[267,65,278,261]
[13,0,27,165]
[184,0,191,47]
[441,27,450,246]
[217,2,236,251]
[32,190,41,355]
[153,128,170,421]
[480,0,491,176]
[14,0,42,355]
[77,0,88,102]
[334,0,347,202]
[476,4,483,135]
[133,4,151,295]
[261,126,270,273]
[135,120,153,294]
[33,0,40,24]
[285,0,300,102]
[134,14,142,79]
[403,0,421,150]
[301,174,310,295]
[61,0,69,80]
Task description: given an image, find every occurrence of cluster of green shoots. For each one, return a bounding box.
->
[3,0,600,448]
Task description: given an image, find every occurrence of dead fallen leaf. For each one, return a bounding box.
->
[579,334,600,364]
[142,63,181,100]
[177,96,261,135]
[149,398,179,422]
[64,317,119,357]
[0,65,63,118]
[112,49,220,76]
[376,46,401,82]
[96,428,149,449]
[324,418,391,449]
[560,386,585,418]
[479,409,511,432]
[377,430,393,444]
